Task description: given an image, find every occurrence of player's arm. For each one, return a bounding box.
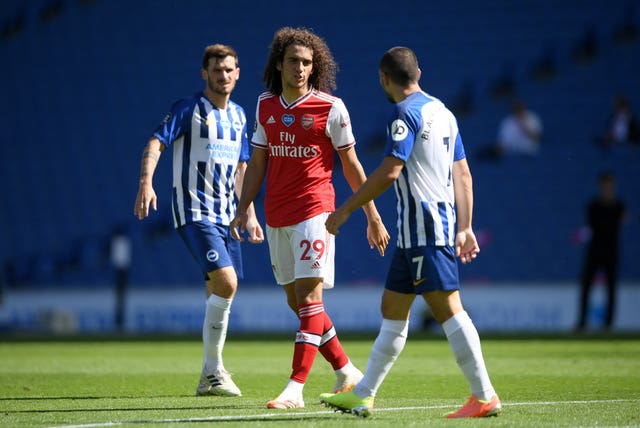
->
[327,155,402,243]
[337,147,390,255]
[452,157,479,264]
[332,155,403,219]
[337,147,384,223]
[134,137,165,220]
[234,161,264,243]
[230,148,268,241]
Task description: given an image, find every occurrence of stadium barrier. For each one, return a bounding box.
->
[1,282,638,334]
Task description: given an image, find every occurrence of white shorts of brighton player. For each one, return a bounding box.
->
[266,212,335,289]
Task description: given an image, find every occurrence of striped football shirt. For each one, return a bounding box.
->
[153,92,250,228]
[384,91,466,248]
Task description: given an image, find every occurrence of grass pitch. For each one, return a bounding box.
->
[1,334,639,427]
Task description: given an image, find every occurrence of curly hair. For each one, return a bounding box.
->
[263,27,337,95]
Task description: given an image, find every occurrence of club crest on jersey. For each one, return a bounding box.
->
[282,114,295,127]
[391,119,409,141]
[301,114,314,130]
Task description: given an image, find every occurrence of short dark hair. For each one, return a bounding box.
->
[202,44,238,69]
[263,27,337,95]
[379,46,420,86]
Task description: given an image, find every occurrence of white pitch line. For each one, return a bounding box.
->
[47,398,640,428]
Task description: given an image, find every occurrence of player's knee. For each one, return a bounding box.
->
[423,290,463,324]
[206,268,238,298]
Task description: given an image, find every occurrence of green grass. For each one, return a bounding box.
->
[1,335,639,427]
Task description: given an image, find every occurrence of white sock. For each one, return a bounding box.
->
[354,319,408,398]
[442,311,495,401]
[335,359,356,376]
[280,379,304,400]
[202,294,232,373]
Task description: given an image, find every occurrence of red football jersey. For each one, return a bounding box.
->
[252,88,356,227]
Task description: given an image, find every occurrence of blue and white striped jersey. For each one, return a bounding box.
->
[384,91,466,248]
[153,92,250,228]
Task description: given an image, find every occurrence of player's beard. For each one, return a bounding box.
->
[208,76,235,96]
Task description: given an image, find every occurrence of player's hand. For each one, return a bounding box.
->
[367,217,390,257]
[134,183,157,220]
[245,216,264,244]
[455,228,480,264]
[325,207,350,236]
[230,212,248,242]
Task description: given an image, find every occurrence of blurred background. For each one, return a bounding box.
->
[1,0,639,334]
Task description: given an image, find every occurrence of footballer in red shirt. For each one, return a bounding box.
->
[231,27,389,409]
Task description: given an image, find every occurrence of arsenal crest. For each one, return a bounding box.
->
[301,114,314,130]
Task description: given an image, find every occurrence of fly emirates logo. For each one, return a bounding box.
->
[269,131,319,158]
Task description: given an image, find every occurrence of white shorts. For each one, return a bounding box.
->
[266,212,335,289]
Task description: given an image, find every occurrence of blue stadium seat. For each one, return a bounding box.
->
[1,0,638,288]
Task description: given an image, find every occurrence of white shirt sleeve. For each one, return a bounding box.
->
[326,98,355,150]
[251,100,268,148]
